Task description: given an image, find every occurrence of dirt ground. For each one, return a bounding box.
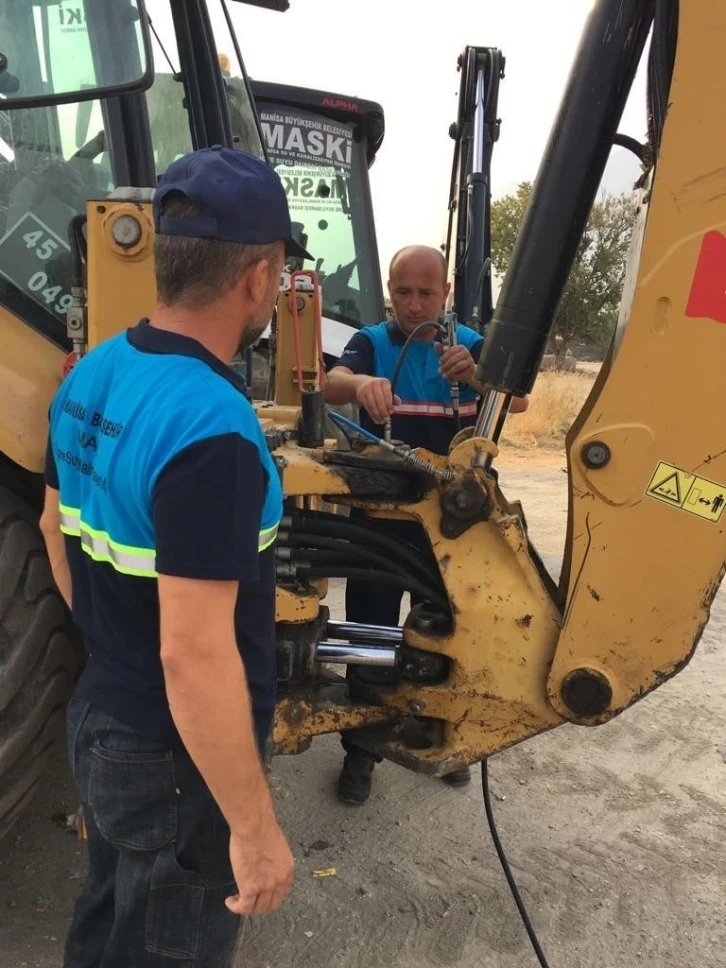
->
[2,450,726,968]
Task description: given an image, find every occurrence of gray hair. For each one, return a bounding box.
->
[154,192,278,308]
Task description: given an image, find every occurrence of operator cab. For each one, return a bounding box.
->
[0,0,264,350]
[250,81,385,369]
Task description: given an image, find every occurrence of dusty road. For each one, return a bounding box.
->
[2,453,726,968]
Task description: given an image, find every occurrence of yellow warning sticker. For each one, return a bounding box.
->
[646,461,726,522]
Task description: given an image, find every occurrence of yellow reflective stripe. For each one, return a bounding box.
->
[78,520,155,559]
[59,504,81,536]
[59,503,81,515]
[258,521,279,552]
[79,530,157,577]
[60,506,277,569]
[58,503,156,576]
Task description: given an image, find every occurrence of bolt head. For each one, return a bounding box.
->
[410,702,422,715]
[561,669,612,716]
[111,214,142,248]
[582,441,611,469]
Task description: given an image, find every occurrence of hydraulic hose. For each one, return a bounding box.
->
[284,550,446,606]
[286,512,441,588]
[282,532,437,587]
[281,549,353,567]
[390,320,444,402]
[327,412,455,482]
[293,566,449,612]
[67,215,87,290]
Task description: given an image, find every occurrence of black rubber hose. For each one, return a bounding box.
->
[390,320,444,401]
[282,532,438,588]
[481,760,550,968]
[288,513,440,588]
[612,132,645,162]
[286,550,445,605]
[67,215,87,290]
[295,567,449,613]
[283,549,353,566]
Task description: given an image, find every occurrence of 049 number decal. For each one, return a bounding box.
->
[0,212,73,320]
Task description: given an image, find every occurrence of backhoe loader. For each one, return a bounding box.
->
[1,0,719,857]
[0,0,383,836]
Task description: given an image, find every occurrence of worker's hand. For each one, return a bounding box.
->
[435,344,477,384]
[225,820,295,916]
[356,376,400,425]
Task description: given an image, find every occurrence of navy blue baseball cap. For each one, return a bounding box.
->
[153,146,312,260]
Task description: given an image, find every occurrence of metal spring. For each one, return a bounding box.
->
[403,451,455,482]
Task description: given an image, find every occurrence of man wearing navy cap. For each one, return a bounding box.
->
[40,148,308,968]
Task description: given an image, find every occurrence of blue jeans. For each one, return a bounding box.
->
[64,695,240,968]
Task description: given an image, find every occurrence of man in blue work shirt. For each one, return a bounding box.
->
[325,244,528,804]
[39,148,309,968]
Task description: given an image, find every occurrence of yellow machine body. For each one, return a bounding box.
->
[0,306,65,473]
[272,284,320,406]
[254,0,726,766]
[3,0,724,777]
[554,0,726,721]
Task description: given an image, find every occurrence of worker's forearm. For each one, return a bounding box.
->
[324,369,370,406]
[43,531,73,608]
[163,643,275,835]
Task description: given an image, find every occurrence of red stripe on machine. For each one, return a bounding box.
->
[686,230,726,325]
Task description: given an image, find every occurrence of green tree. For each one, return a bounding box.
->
[490,181,636,367]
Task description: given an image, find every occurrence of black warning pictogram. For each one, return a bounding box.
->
[649,471,683,504]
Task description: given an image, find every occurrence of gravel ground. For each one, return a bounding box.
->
[2,452,725,968]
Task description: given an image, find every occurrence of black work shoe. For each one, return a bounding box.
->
[337,752,376,805]
[441,765,472,787]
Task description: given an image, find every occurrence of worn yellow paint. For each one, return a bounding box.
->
[273,436,565,771]
[279,444,353,498]
[553,0,726,722]
[275,586,321,623]
[0,305,65,472]
[273,287,320,406]
[86,201,157,348]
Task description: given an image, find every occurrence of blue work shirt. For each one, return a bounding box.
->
[44,320,283,749]
[334,319,484,454]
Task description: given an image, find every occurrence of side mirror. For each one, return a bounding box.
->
[232,1,290,10]
[0,0,152,110]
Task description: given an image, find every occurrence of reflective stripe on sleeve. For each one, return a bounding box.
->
[60,507,280,575]
[59,504,81,535]
[58,504,157,577]
[259,521,280,552]
[79,527,157,577]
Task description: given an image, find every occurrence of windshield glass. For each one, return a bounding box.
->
[257,101,380,329]
[144,0,264,174]
[0,95,114,343]
[0,0,149,103]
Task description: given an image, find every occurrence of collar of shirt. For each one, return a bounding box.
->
[386,318,439,348]
[127,318,248,396]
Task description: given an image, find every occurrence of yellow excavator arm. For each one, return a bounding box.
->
[266,0,726,763]
[554,0,726,722]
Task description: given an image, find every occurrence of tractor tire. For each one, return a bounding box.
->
[0,485,80,840]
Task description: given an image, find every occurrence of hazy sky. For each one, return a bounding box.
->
[230,0,648,277]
